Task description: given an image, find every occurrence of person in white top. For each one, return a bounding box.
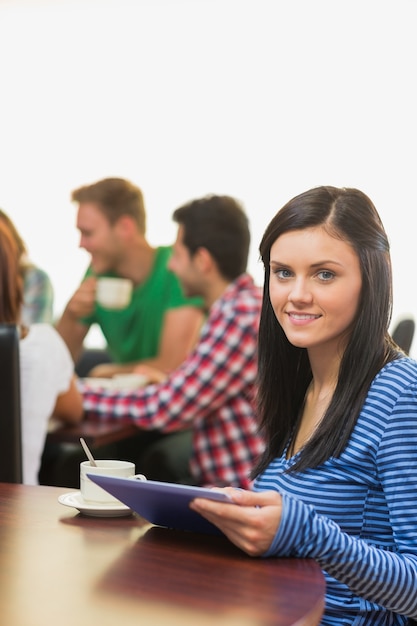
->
[0,221,83,485]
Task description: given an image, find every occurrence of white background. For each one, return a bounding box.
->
[0,0,415,352]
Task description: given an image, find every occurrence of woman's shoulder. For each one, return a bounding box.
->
[351,357,417,445]
[23,264,52,285]
[369,356,417,400]
[375,356,417,381]
[22,324,68,351]
[20,325,74,376]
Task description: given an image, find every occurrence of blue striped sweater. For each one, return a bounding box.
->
[254,357,417,625]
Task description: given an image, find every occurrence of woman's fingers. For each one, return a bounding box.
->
[190,489,282,556]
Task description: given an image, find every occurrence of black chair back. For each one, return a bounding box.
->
[392,318,415,355]
[0,324,22,483]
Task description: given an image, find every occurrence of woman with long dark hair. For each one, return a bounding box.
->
[191,186,417,625]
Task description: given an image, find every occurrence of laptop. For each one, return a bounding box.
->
[87,474,234,534]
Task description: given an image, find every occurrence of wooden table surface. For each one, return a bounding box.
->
[47,417,138,447]
[0,483,325,626]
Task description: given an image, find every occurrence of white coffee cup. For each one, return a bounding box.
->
[96,277,133,309]
[80,459,136,505]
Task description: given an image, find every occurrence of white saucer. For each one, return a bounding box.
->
[58,491,132,518]
[82,374,147,391]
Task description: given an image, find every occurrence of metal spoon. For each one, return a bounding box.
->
[80,437,97,467]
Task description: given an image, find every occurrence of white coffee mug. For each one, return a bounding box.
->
[80,459,136,504]
[96,277,133,309]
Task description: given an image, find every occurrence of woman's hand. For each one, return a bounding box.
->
[190,488,282,556]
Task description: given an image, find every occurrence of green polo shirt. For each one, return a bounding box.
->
[81,246,203,363]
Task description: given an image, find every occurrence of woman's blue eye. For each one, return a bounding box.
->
[318,270,334,281]
[274,269,292,279]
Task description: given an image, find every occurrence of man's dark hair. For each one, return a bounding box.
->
[172,195,250,281]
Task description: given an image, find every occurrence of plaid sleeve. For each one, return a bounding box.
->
[80,300,259,433]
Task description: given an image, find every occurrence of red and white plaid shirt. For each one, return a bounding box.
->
[80,274,265,489]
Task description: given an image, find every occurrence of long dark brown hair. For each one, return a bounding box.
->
[253,186,401,476]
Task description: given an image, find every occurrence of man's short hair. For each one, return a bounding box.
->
[71,177,146,233]
[173,195,250,281]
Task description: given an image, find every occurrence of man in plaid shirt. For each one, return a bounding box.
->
[80,195,265,488]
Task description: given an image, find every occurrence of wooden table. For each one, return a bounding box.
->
[0,483,325,626]
[47,417,138,447]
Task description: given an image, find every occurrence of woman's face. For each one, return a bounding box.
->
[269,226,362,352]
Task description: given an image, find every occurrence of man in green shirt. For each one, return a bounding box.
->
[56,177,203,377]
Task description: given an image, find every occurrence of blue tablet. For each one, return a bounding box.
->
[87,474,234,534]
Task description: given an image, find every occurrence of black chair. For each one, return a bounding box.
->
[0,324,22,483]
[75,348,112,377]
[391,317,415,355]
